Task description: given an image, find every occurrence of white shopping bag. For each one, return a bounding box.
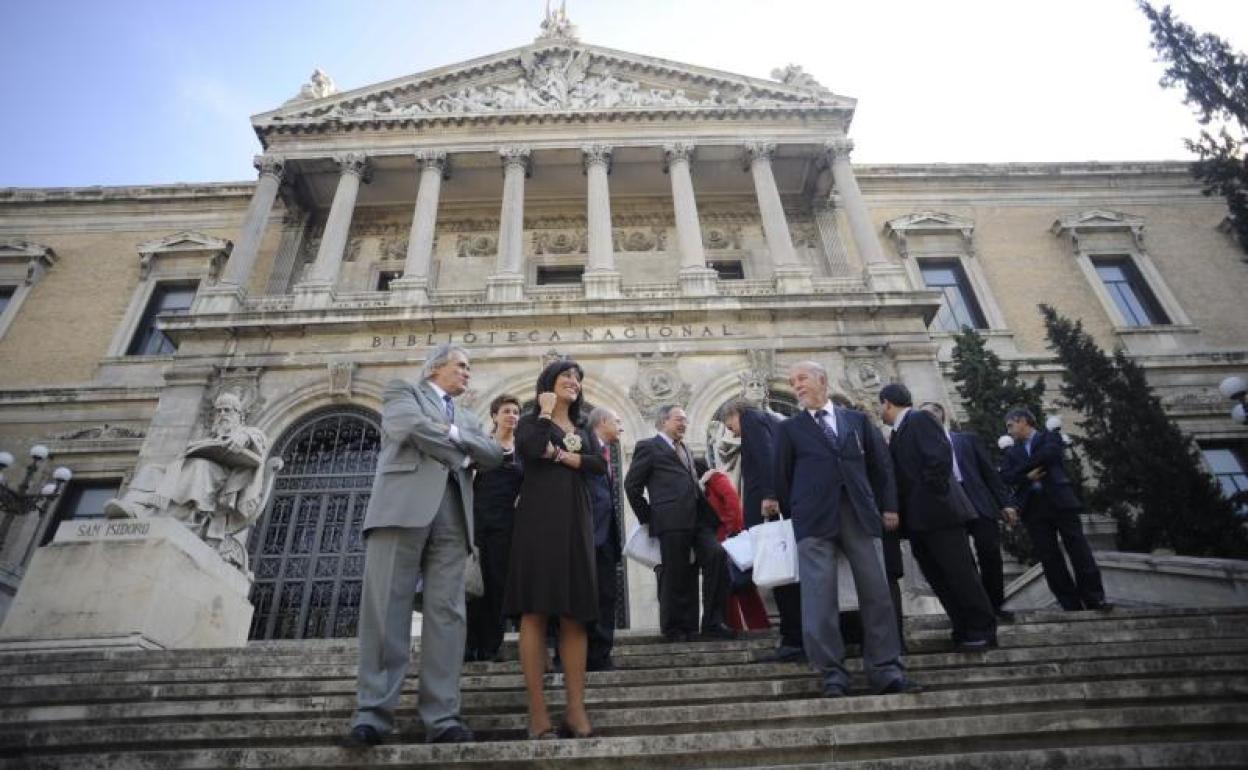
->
[749,517,799,588]
[722,529,755,571]
[623,524,662,568]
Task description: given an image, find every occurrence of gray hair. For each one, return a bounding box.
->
[654,404,683,429]
[421,343,469,380]
[588,406,617,429]
[790,360,829,383]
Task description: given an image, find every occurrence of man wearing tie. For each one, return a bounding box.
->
[585,406,624,670]
[347,344,503,747]
[773,362,921,698]
[919,402,1019,622]
[880,384,997,652]
[624,405,733,642]
[1001,407,1110,612]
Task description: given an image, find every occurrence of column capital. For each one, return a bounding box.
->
[334,152,373,182]
[662,142,696,172]
[824,138,855,162]
[581,143,613,174]
[499,145,533,177]
[252,154,285,180]
[414,149,450,179]
[743,140,777,167]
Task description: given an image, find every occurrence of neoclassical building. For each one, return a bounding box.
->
[1,14,1245,636]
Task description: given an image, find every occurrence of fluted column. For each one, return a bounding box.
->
[825,138,909,290]
[294,152,370,308]
[486,146,530,302]
[193,154,284,313]
[582,143,622,299]
[745,141,812,292]
[390,150,448,305]
[664,142,717,296]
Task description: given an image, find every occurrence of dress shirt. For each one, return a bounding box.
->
[944,429,964,483]
[426,380,471,467]
[806,400,838,437]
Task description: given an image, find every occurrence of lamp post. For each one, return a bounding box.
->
[1219,375,1248,425]
[0,445,72,552]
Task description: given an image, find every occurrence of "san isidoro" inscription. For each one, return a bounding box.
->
[369,323,742,349]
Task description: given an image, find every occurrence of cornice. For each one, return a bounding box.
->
[0,182,256,206]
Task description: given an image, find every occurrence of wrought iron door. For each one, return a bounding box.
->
[247,407,380,639]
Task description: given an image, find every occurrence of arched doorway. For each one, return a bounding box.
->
[247,406,381,639]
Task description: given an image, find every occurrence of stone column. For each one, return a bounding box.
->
[294,152,370,309]
[745,141,812,293]
[486,146,530,302]
[664,142,717,296]
[582,143,622,299]
[194,154,284,313]
[825,138,909,291]
[389,150,448,305]
[813,200,853,276]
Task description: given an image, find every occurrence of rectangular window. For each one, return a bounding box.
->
[126,281,198,356]
[536,265,584,285]
[1091,256,1169,327]
[376,270,402,291]
[709,260,746,280]
[0,285,15,316]
[919,260,987,332]
[1201,445,1248,516]
[41,479,122,545]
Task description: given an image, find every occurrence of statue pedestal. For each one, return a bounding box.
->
[0,517,253,650]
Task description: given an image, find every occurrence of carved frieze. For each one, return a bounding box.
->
[613,226,667,252]
[630,353,691,420]
[327,361,356,398]
[703,225,743,250]
[739,349,776,405]
[53,424,146,441]
[456,233,499,258]
[201,367,265,432]
[533,230,588,255]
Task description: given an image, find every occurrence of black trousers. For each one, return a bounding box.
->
[657,526,728,635]
[965,516,1006,610]
[773,582,804,649]
[465,526,511,660]
[910,526,997,643]
[1022,498,1105,611]
[587,544,618,667]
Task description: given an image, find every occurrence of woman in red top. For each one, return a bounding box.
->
[697,460,771,631]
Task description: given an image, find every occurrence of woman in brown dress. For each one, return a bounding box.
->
[503,359,606,739]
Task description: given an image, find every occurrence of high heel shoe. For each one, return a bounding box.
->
[527,726,559,740]
[558,720,595,739]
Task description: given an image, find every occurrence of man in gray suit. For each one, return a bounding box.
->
[347,344,503,747]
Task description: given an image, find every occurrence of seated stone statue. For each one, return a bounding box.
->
[105,393,279,572]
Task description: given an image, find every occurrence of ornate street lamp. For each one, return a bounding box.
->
[1219,375,1247,425]
[0,445,72,549]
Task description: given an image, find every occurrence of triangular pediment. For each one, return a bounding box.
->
[1052,209,1145,236]
[255,40,854,132]
[884,211,975,233]
[0,238,55,260]
[136,231,232,257]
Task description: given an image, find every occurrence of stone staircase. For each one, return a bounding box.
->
[1,606,1247,768]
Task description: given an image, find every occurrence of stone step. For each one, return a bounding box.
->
[741,741,1248,769]
[1,653,1242,728]
[1,676,1241,754]
[12,703,1246,769]
[6,632,1243,692]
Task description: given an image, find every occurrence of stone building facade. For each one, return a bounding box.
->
[2,19,1246,635]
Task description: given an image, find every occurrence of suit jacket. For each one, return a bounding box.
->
[586,429,623,558]
[624,435,719,536]
[773,406,897,542]
[738,408,780,529]
[1000,429,1082,512]
[363,379,504,542]
[888,410,976,534]
[951,431,1014,519]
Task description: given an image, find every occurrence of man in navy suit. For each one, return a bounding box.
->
[919,402,1018,622]
[773,362,920,697]
[1000,408,1110,612]
[625,405,733,642]
[881,384,996,652]
[721,398,803,662]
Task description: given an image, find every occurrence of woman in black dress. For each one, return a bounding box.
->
[465,394,523,663]
[503,359,606,739]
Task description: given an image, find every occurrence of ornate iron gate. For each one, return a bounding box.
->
[247,407,381,639]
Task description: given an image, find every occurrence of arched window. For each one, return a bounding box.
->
[247,407,381,639]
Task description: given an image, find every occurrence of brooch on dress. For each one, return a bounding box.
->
[562,433,583,452]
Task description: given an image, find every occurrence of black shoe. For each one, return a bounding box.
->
[821,683,848,698]
[428,724,475,744]
[761,644,806,663]
[463,648,479,663]
[664,631,691,643]
[994,609,1017,623]
[954,638,991,653]
[1085,600,1114,611]
[699,622,737,640]
[587,659,616,672]
[344,724,383,748]
[877,677,923,695]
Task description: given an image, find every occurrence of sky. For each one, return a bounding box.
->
[2,0,1245,188]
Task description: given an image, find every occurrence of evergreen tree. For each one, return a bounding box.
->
[1140,2,1248,252]
[1040,304,1248,558]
